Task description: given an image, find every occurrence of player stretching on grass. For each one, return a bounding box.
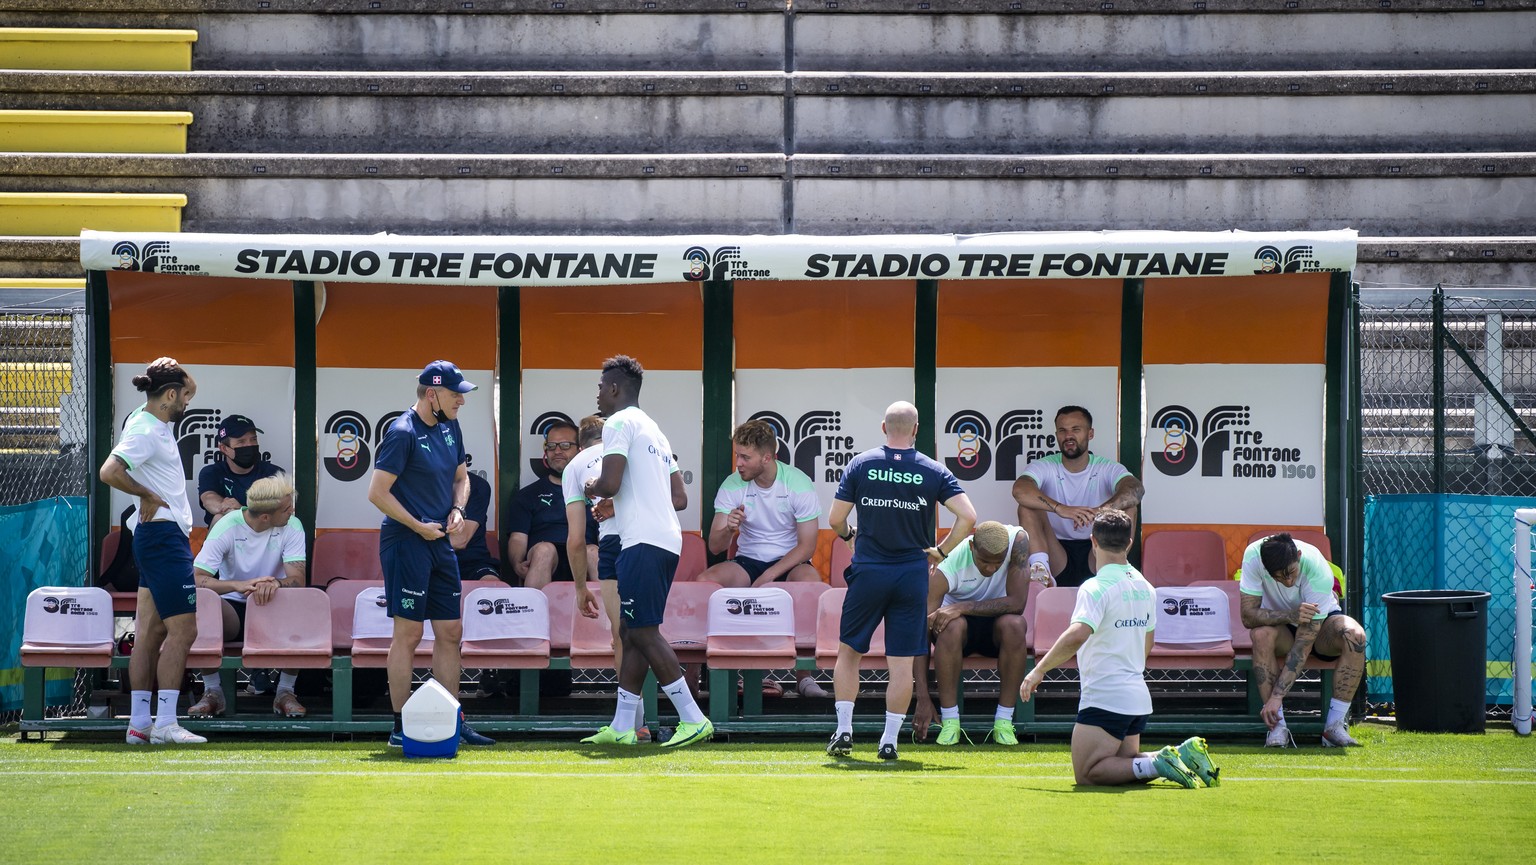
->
[826,401,975,762]
[579,355,710,748]
[1020,509,1218,789]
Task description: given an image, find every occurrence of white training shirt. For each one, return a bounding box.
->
[1071,562,1156,716]
[603,406,682,554]
[563,442,617,540]
[938,524,1025,606]
[192,509,307,603]
[713,461,820,562]
[1239,538,1341,620]
[110,403,194,536]
[1021,453,1134,541]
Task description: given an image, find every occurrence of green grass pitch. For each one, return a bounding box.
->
[3,723,1531,864]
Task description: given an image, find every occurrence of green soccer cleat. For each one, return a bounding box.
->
[1176,736,1221,787]
[659,718,714,749]
[579,725,638,745]
[935,718,964,746]
[986,718,1019,746]
[1152,746,1198,789]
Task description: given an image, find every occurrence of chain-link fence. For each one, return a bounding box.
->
[1359,289,1536,720]
[0,306,92,725]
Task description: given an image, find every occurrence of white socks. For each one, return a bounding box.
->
[611,688,641,733]
[1273,706,1287,727]
[880,711,904,746]
[278,673,298,693]
[940,705,959,721]
[661,677,706,725]
[1027,552,1051,570]
[154,689,179,728]
[130,690,152,729]
[633,697,647,732]
[1131,757,1158,780]
[995,705,1015,722]
[201,673,222,694]
[834,701,854,735]
[1327,698,1350,728]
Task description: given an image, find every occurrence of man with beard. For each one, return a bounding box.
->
[1010,406,1144,588]
[98,357,206,744]
[197,414,283,526]
[508,419,582,589]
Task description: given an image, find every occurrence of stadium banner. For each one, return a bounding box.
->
[935,279,1123,529]
[110,364,295,528]
[315,282,498,531]
[519,284,703,533]
[733,281,914,544]
[105,272,297,530]
[83,229,1358,286]
[1138,274,1330,570]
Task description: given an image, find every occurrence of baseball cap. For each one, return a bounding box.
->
[216,414,263,442]
[419,360,478,394]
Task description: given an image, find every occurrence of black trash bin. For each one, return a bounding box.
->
[1382,590,1490,733]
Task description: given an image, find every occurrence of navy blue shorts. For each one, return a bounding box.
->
[380,525,462,622]
[840,558,929,657]
[1056,538,1095,588]
[598,535,621,582]
[731,554,812,583]
[133,520,196,619]
[617,542,678,629]
[1076,706,1149,741]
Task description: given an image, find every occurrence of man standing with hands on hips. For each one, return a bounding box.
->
[368,360,495,748]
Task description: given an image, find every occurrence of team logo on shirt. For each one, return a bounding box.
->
[941,408,1048,482]
[1148,404,1315,480]
[747,410,859,483]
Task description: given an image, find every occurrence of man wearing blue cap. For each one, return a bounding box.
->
[368,360,495,748]
[197,413,283,526]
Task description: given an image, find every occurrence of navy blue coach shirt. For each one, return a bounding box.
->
[834,446,964,565]
[375,408,466,531]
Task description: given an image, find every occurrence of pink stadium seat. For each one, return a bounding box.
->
[674,533,708,582]
[325,579,383,652]
[181,588,227,669]
[1190,579,1252,651]
[813,588,887,670]
[312,531,382,586]
[459,586,550,669]
[1024,579,1046,641]
[21,586,114,668]
[540,582,576,655]
[706,587,796,671]
[1245,528,1332,561]
[1142,530,1227,588]
[660,580,719,665]
[829,538,852,588]
[779,581,830,653]
[1028,587,1078,668]
[568,592,616,669]
[242,587,333,669]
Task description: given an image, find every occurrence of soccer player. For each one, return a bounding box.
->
[579,355,710,748]
[368,360,494,748]
[826,401,975,761]
[98,357,206,744]
[189,473,308,718]
[702,419,827,698]
[1242,532,1366,748]
[1020,509,1217,789]
[1010,406,1145,587]
[914,521,1040,746]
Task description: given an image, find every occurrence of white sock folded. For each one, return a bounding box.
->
[277,673,298,693]
[1027,552,1051,570]
[880,711,904,746]
[611,688,641,734]
[834,700,854,735]
[1327,698,1350,728]
[201,673,222,694]
[661,677,706,725]
[939,705,959,721]
[1132,756,1157,780]
[130,690,152,729]
[995,704,1015,722]
[154,689,179,728]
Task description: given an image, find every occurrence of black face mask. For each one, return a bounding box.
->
[230,445,261,469]
[430,392,449,423]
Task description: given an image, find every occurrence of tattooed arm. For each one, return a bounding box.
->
[1241,593,1300,629]
[1262,616,1322,726]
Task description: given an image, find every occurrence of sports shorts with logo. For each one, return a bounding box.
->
[380,525,462,622]
[133,521,197,618]
[617,543,678,628]
[840,558,929,657]
[598,535,621,582]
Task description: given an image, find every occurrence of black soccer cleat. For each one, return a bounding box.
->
[877,743,898,761]
[826,732,853,758]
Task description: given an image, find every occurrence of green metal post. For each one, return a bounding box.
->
[1120,279,1145,565]
[701,280,734,547]
[86,270,111,574]
[915,280,938,458]
[1324,273,1349,563]
[292,281,318,567]
[498,286,521,579]
[1432,286,1446,589]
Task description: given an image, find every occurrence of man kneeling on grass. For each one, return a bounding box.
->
[1019,509,1219,789]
